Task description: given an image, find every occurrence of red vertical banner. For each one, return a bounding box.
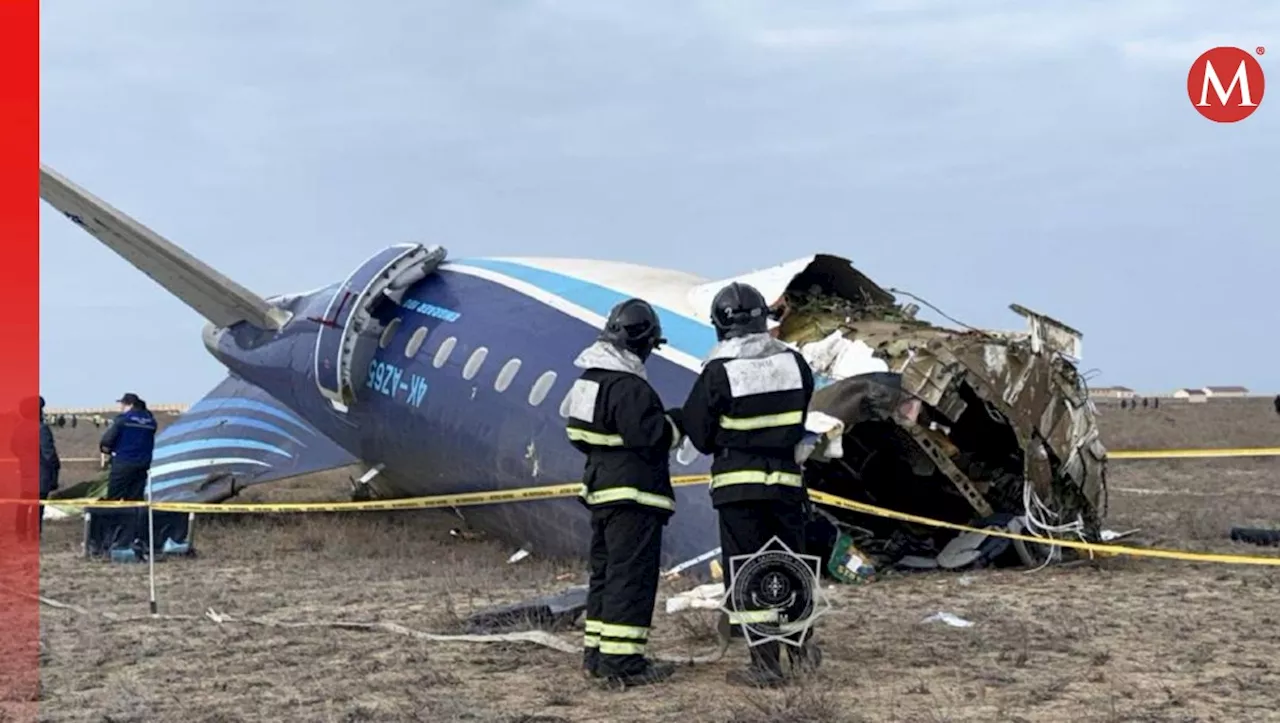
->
[0,0,41,720]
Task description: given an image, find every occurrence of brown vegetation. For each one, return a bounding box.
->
[35,397,1280,722]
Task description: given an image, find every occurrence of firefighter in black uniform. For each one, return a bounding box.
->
[566,298,682,688]
[680,281,821,687]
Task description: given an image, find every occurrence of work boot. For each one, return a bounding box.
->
[786,640,823,674]
[601,660,675,689]
[727,644,787,688]
[582,648,601,679]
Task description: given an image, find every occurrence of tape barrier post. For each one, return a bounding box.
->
[146,474,158,616]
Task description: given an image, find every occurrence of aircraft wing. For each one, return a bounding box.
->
[39,164,288,331]
[149,375,359,502]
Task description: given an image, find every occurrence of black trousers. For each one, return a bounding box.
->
[88,461,150,554]
[583,505,665,677]
[718,499,810,670]
[39,469,58,538]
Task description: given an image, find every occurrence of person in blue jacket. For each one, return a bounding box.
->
[92,393,157,555]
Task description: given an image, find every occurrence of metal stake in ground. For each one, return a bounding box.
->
[146,474,157,616]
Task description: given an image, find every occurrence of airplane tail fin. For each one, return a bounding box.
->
[39,165,288,330]
[149,375,359,503]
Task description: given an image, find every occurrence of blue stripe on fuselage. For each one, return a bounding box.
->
[184,398,311,430]
[157,415,307,446]
[152,438,294,462]
[456,258,716,360]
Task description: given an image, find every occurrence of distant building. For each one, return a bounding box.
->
[1172,388,1208,401]
[1202,386,1248,398]
[1089,386,1137,399]
[44,403,189,416]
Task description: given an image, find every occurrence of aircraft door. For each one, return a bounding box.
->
[313,243,447,411]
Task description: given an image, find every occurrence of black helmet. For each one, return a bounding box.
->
[710,282,769,341]
[600,298,666,361]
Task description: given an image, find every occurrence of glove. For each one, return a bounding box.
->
[664,407,685,433]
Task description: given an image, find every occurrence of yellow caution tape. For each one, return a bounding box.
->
[25,476,712,513]
[806,491,1280,567]
[14,471,1280,566]
[1108,447,1280,460]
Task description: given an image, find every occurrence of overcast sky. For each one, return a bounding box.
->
[40,0,1277,406]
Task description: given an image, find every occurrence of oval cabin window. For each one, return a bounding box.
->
[528,371,557,406]
[379,318,402,349]
[433,337,457,368]
[463,347,489,380]
[495,358,522,392]
[405,326,429,358]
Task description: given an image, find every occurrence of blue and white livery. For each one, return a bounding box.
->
[40,164,854,572]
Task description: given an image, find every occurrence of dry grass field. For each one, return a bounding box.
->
[31,397,1280,722]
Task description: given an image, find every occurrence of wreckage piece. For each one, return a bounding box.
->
[463,585,588,634]
[770,260,1107,570]
[1229,527,1280,547]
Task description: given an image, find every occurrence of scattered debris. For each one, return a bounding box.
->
[884,514,1039,573]
[31,588,730,665]
[662,547,722,580]
[1100,528,1141,542]
[796,411,846,464]
[935,523,1014,570]
[1229,527,1280,547]
[508,548,531,564]
[922,612,973,628]
[826,532,875,584]
[664,583,725,614]
[465,586,588,633]
[800,331,890,383]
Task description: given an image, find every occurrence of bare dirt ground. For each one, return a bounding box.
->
[34,398,1280,722]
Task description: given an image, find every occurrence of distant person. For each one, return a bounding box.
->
[9,396,42,541]
[91,393,158,555]
[38,397,60,537]
[1274,394,1280,416]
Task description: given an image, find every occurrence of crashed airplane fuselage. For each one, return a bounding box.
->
[41,165,1106,579]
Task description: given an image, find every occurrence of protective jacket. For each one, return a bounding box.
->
[100,408,158,466]
[680,332,814,508]
[565,341,681,515]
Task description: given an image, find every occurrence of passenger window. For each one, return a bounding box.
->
[528,371,557,406]
[433,337,457,368]
[379,318,402,349]
[405,326,429,358]
[495,358,522,392]
[463,347,489,380]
